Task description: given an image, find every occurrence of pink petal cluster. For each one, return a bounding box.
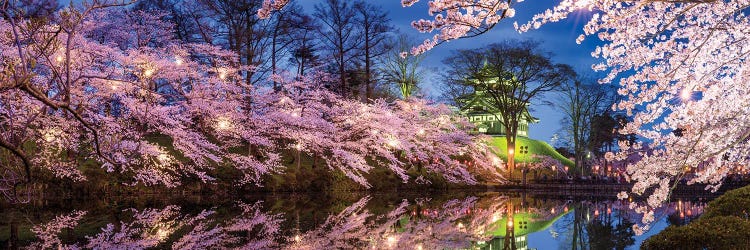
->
[523,0,750,207]
[0,4,503,194]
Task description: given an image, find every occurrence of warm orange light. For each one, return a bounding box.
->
[216,117,232,130]
[157,153,170,163]
[218,68,228,80]
[143,68,154,77]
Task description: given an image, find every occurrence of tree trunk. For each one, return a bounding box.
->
[506,132,515,173]
[364,25,372,101]
[9,218,18,249]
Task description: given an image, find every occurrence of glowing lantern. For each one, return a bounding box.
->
[216,117,232,131]
[386,137,400,149]
[218,68,227,80]
[43,128,59,142]
[681,89,691,100]
[386,235,396,246]
[156,228,168,241]
[144,68,155,77]
[157,153,170,163]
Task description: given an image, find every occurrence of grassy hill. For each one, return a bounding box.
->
[488,136,574,168]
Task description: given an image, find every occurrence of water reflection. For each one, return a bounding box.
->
[0,192,706,249]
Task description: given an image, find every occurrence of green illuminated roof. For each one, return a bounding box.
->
[486,209,571,237]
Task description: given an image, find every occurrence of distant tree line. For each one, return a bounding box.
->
[134,0,425,101]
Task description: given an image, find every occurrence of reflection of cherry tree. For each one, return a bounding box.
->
[175,202,283,249]
[28,203,283,249]
[285,196,377,249]
[23,195,708,248]
[28,197,504,249]
[84,206,185,249]
[379,196,501,249]
[29,211,87,249]
[285,195,509,250]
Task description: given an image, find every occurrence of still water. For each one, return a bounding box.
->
[0,191,707,249]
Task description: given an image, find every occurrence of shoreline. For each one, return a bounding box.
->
[3,181,740,208]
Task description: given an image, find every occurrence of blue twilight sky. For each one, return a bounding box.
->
[299,1,604,144]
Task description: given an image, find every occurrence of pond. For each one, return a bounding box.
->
[0,191,709,249]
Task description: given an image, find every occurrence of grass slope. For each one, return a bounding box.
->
[488,136,575,168]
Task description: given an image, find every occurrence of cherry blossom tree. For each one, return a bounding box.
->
[517,1,750,209]
[0,1,504,201]
[259,74,504,187]
[0,2,283,194]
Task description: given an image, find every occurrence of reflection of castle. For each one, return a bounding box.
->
[476,235,530,250]
[474,207,570,250]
